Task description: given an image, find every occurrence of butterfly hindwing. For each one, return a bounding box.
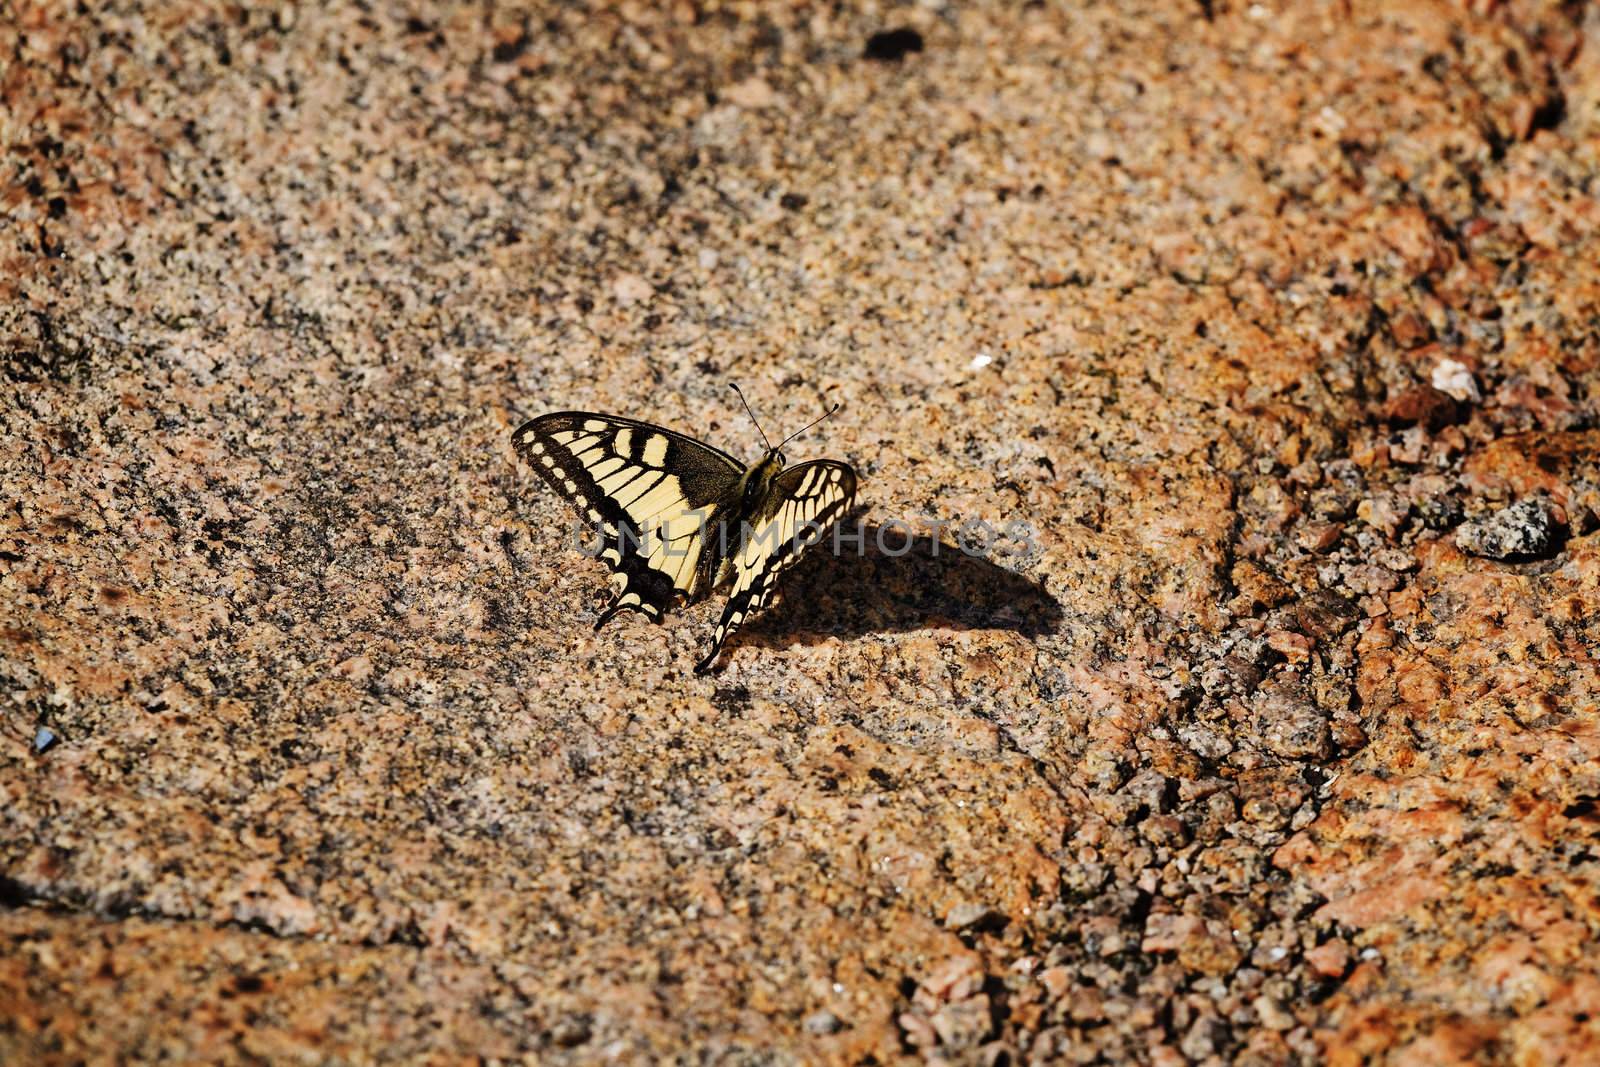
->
[694,460,857,674]
[512,412,743,625]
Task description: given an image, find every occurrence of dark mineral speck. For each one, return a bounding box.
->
[864,28,924,62]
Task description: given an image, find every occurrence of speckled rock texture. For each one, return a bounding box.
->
[3,1,1599,1063]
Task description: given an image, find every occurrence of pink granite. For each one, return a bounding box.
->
[4,0,1599,1062]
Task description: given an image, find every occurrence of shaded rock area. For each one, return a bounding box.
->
[2,0,1598,1063]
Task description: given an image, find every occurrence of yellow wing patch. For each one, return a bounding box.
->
[694,461,856,673]
[513,413,744,627]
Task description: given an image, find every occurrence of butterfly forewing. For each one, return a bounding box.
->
[695,460,857,674]
[512,412,743,624]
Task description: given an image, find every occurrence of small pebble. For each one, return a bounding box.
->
[803,1010,843,1035]
[1456,499,1560,560]
[549,1016,591,1047]
[1306,940,1350,978]
[1416,495,1463,530]
[1255,995,1295,1030]
[1431,358,1481,403]
[34,727,58,754]
[945,902,1000,930]
[1383,385,1458,430]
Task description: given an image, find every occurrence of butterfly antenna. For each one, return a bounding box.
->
[778,402,841,449]
[730,383,773,451]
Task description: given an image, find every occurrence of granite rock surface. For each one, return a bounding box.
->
[3,0,1599,1063]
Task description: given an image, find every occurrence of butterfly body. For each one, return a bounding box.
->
[512,411,856,673]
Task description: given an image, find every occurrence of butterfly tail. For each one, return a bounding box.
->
[595,594,636,631]
[596,585,668,630]
[692,644,722,675]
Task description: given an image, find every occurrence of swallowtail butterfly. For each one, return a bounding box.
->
[512,388,857,673]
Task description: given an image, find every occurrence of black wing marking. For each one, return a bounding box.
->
[513,412,744,626]
[694,460,857,674]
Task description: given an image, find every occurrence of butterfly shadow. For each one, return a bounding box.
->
[738,514,1063,651]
